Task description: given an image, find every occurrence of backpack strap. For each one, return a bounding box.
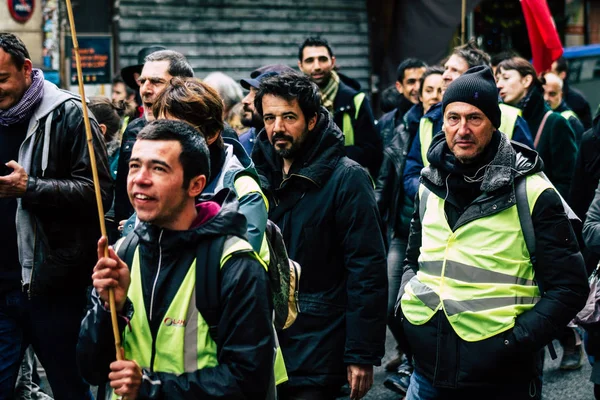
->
[515,177,537,268]
[514,176,558,360]
[195,236,227,345]
[534,111,552,148]
[116,232,140,269]
[419,186,431,224]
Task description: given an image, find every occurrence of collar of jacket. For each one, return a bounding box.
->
[253,107,345,190]
[422,129,542,194]
[134,188,247,250]
[333,74,361,113]
[521,85,550,123]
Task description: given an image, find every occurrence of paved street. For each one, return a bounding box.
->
[357,329,594,400]
[36,328,594,399]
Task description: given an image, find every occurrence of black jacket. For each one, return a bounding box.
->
[333,73,382,177]
[570,114,600,272]
[77,190,274,399]
[19,82,112,295]
[521,86,577,199]
[253,107,388,389]
[564,82,593,130]
[375,104,422,238]
[114,116,147,223]
[376,96,415,150]
[398,132,589,389]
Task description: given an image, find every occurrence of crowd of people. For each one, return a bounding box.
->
[0,29,600,400]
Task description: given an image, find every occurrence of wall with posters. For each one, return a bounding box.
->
[0,0,43,66]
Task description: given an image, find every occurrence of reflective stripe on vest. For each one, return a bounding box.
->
[401,174,554,342]
[233,174,270,264]
[118,237,265,388]
[560,110,578,121]
[498,103,522,140]
[419,118,434,168]
[342,92,366,147]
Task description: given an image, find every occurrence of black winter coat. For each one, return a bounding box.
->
[570,115,600,273]
[375,104,421,238]
[77,190,275,399]
[333,74,382,177]
[21,91,112,295]
[114,116,147,222]
[253,108,388,389]
[398,132,589,389]
[520,86,577,199]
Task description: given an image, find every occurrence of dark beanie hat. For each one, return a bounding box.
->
[442,65,501,128]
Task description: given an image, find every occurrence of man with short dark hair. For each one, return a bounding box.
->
[377,58,427,148]
[0,32,112,399]
[114,49,194,224]
[77,119,275,399]
[551,56,592,130]
[398,65,589,399]
[298,37,382,176]
[239,64,296,155]
[252,72,387,400]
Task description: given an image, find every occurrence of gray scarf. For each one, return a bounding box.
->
[0,69,45,126]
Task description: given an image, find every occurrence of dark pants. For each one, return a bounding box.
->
[0,288,92,400]
[278,385,341,400]
[406,370,542,400]
[388,236,412,357]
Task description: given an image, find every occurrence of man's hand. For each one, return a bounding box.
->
[109,356,142,400]
[0,161,28,198]
[347,364,373,400]
[92,237,130,312]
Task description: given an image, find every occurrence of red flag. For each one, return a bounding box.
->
[520,0,563,74]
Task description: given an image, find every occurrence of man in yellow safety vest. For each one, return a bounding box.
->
[397,66,589,399]
[77,120,276,399]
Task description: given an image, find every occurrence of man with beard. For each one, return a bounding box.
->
[297,37,382,177]
[238,64,295,155]
[114,50,194,224]
[252,72,387,400]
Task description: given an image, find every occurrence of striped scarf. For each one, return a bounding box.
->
[320,70,340,114]
[0,69,45,127]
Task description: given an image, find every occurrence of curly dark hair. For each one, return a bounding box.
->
[451,38,491,69]
[254,72,321,124]
[0,33,30,69]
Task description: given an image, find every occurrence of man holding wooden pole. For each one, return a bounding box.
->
[0,32,112,398]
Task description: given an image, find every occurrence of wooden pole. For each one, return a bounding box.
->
[461,0,467,44]
[64,0,123,362]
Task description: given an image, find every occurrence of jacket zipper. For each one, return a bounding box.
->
[27,222,38,299]
[279,173,318,189]
[149,229,164,370]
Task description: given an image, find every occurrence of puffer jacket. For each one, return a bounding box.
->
[77,190,274,399]
[253,107,388,389]
[398,132,588,389]
[17,81,112,296]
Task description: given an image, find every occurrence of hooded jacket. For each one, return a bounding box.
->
[253,107,387,389]
[333,73,382,177]
[77,190,274,399]
[17,80,112,296]
[398,132,588,389]
[403,102,534,202]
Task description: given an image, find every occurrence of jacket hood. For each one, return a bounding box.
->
[253,106,345,189]
[337,72,362,91]
[422,130,543,193]
[134,188,248,248]
[31,81,81,124]
[404,103,424,126]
